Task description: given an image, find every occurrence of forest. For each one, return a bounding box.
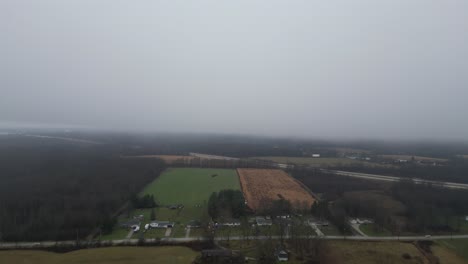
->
[0,136,166,241]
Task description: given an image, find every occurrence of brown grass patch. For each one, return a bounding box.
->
[237,168,315,211]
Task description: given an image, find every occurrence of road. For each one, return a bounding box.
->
[1,234,468,250]
[321,169,468,190]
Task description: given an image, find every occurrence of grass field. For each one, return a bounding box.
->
[438,239,468,261]
[141,168,240,207]
[326,241,425,264]
[0,246,198,264]
[251,156,388,168]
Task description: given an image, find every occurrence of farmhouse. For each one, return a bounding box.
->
[307,219,329,227]
[275,249,289,262]
[256,216,273,226]
[119,219,140,228]
[149,221,174,228]
[218,219,241,227]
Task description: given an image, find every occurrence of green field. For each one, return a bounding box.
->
[141,168,240,206]
[0,246,198,264]
[251,156,387,168]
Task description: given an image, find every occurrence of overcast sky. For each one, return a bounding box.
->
[1,1,467,140]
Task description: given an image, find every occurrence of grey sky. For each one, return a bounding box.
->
[1,1,467,140]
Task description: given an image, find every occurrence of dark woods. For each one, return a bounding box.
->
[0,139,166,241]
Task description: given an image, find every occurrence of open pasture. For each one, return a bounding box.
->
[237,168,315,211]
[0,246,198,264]
[142,168,240,206]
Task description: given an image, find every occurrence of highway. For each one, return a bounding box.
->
[1,234,468,250]
[321,169,468,190]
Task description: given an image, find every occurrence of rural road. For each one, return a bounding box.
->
[1,234,468,250]
[321,169,468,190]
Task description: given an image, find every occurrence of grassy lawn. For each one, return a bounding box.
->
[438,239,468,261]
[0,246,198,264]
[250,157,387,168]
[215,226,245,237]
[359,224,392,237]
[143,228,167,238]
[100,228,130,240]
[320,224,343,236]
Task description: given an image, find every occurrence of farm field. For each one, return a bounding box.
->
[325,241,426,264]
[250,156,386,168]
[438,239,468,261]
[0,247,198,264]
[379,155,448,162]
[141,168,240,208]
[237,168,315,211]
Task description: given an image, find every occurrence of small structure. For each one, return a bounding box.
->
[119,219,140,228]
[219,219,241,227]
[149,221,174,228]
[275,249,289,262]
[167,204,183,210]
[131,225,140,232]
[312,154,320,158]
[256,216,273,226]
[308,219,329,226]
[465,216,468,221]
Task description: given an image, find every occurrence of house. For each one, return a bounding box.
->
[465,216,468,221]
[119,219,140,228]
[256,216,273,226]
[312,154,320,158]
[167,204,183,210]
[308,219,329,226]
[275,249,289,261]
[219,219,241,227]
[149,221,174,228]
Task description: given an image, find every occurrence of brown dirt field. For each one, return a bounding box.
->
[237,168,315,211]
[325,241,428,264]
[431,245,467,264]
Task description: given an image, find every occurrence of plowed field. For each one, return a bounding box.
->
[237,168,315,211]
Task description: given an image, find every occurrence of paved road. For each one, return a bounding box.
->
[2,234,468,250]
[322,169,468,190]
